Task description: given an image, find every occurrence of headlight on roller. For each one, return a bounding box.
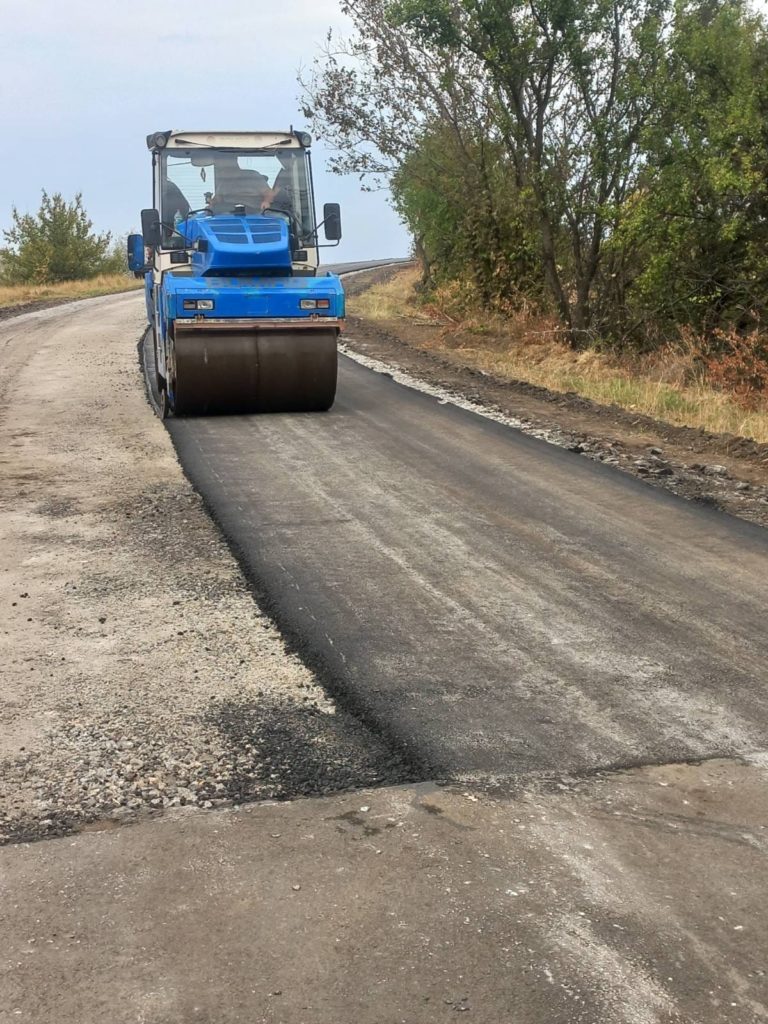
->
[183,299,215,310]
[300,299,331,310]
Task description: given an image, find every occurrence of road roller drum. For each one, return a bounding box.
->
[169,327,338,416]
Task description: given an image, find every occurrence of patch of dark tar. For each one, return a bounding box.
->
[0,809,125,847]
[502,751,736,800]
[692,492,724,510]
[207,694,418,803]
[330,808,400,836]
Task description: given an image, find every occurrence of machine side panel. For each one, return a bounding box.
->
[163,273,345,321]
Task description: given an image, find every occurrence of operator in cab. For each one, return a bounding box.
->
[209,154,270,214]
[262,153,296,215]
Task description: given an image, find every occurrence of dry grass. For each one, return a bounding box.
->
[349,271,423,321]
[348,267,768,443]
[0,274,143,309]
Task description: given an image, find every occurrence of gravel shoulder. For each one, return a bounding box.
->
[343,268,768,529]
[0,293,409,845]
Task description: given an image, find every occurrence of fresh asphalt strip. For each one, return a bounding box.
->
[144,271,768,789]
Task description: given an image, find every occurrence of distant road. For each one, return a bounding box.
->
[325,258,411,274]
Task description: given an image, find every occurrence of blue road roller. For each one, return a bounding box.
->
[128,130,345,416]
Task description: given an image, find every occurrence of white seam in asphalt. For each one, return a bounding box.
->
[339,342,570,451]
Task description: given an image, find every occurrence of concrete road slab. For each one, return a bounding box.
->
[2,761,767,1024]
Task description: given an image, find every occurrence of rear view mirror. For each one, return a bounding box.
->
[127,233,146,274]
[323,203,342,242]
[141,208,162,248]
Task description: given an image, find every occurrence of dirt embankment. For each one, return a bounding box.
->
[343,267,768,529]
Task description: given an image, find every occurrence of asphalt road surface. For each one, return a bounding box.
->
[3,281,767,1024]
[163,274,768,785]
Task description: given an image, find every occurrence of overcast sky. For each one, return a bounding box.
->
[0,0,411,262]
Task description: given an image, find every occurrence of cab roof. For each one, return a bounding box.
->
[146,130,311,152]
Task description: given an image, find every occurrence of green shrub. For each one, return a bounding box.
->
[1,191,116,284]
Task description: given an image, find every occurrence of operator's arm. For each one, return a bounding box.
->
[161,181,191,243]
[261,170,292,212]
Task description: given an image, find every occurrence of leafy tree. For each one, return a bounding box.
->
[390,0,673,344]
[303,0,768,351]
[301,2,541,305]
[616,0,768,342]
[1,191,115,284]
[101,235,130,276]
[392,126,542,306]
[303,0,670,344]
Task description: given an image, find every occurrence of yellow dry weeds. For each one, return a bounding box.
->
[0,274,143,309]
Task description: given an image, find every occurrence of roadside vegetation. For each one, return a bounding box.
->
[0,191,138,308]
[0,274,142,310]
[349,266,768,443]
[303,0,768,433]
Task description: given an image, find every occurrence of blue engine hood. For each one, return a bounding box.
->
[178,214,292,275]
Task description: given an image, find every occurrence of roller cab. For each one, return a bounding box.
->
[129,130,344,416]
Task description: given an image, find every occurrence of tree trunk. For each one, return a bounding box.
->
[413,235,432,290]
[538,210,573,341]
